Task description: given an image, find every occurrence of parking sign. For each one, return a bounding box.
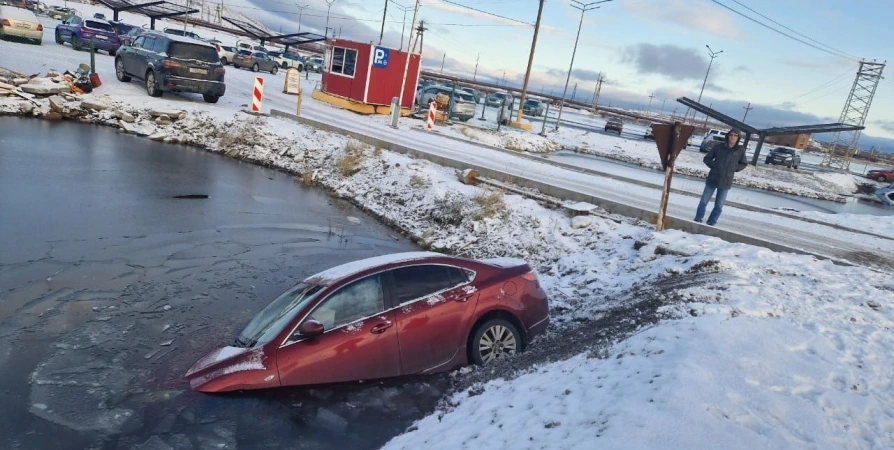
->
[373,47,390,68]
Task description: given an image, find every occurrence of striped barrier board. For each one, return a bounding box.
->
[251,77,264,113]
[426,101,436,130]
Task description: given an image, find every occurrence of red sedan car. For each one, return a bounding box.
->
[185,252,549,392]
[867,169,894,183]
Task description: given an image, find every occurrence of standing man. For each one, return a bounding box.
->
[694,128,748,225]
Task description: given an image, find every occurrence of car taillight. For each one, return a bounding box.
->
[36,23,43,31]
[1,19,11,27]
[80,27,92,35]
[521,271,540,288]
[214,67,225,75]
[162,60,181,69]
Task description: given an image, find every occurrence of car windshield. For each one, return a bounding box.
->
[775,148,795,155]
[85,20,113,31]
[492,93,506,99]
[237,49,251,55]
[525,100,539,106]
[237,283,324,347]
[456,93,475,102]
[169,42,218,62]
[114,23,134,34]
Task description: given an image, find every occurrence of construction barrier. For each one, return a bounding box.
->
[251,77,264,113]
[426,101,436,130]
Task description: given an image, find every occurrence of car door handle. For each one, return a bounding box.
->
[370,321,393,334]
[452,294,472,303]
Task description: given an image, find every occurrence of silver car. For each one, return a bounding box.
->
[416,85,477,122]
[232,50,278,74]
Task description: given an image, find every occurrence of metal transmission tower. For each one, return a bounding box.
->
[822,61,885,170]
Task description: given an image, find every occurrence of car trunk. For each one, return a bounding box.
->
[166,42,222,81]
[82,20,118,44]
[3,16,40,31]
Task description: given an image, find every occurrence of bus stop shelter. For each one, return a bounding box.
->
[95,0,199,29]
[677,97,864,165]
[222,17,325,52]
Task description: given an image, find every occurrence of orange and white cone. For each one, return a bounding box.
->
[251,77,264,113]
[426,101,436,130]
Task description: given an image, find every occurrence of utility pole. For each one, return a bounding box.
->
[555,0,613,131]
[590,73,603,113]
[396,0,421,114]
[390,3,411,52]
[473,54,480,81]
[325,0,335,40]
[501,71,506,86]
[413,21,427,54]
[571,83,578,101]
[295,4,308,33]
[440,52,445,73]
[647,93,655,113]
[378,0,388,45]
[742,102,753,121]
[686,45,722,123]
[514,0,545,125]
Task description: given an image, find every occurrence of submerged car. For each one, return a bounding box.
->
[185,252,550,392]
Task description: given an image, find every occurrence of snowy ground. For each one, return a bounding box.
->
[2,5,894,449]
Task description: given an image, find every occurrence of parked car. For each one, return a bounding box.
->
[0,5,43,44]
[184,252,549,392]
[47,6,75,21]
[764,147,801,169]
[163,27,202,41]
[523,98,544,117]
[699,130,728,152]
[55,15,120,55]
[876,183,894,207]
[270,51,304,71]
[867,169,894,183]
[119,25,142,46]
[232,49,278,74]
[92,12,104,19]
[114,31,226,103]
[107,20,135,37]
[416,85,477,122]
[305,55,323,73]
[215,44,237,65]
[644,123,655,139]
[604,118,623,134]
[235,39,265,52]
[458,86,480,104]
[486,91,513,108]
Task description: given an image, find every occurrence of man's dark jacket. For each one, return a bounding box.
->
[703,131,748,190]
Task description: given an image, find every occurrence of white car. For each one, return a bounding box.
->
[270,51,304,71]
[0,5,43,45]
[217,44,237,65]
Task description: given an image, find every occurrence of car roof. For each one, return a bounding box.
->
[141,31,214,47]
[84,17,111,24]
[303,252,459,286]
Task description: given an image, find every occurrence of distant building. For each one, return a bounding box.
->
[767,133,810,150]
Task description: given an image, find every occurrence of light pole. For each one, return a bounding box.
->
[389,2,412,52]
[555,0,613,131]
[295,3,308,33]
[325,0,335,40]
[688,45,722,122]
[514,0,545,125]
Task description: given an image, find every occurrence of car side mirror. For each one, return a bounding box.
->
[297,320,324,337]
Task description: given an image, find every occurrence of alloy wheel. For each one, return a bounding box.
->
[478,323,518,363]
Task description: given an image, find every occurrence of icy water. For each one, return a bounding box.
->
[0,118,446,449]
[549,151,891,216]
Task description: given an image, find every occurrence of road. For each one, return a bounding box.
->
[0,118,447,449]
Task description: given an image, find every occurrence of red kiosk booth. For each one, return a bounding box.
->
[313,39,422,115]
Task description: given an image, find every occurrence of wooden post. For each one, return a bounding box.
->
[296,88,303,115]
[656,122,679,231]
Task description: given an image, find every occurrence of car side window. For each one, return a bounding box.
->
[310,275,384,331]
[391,265,459,304]
[142,37,156,52]
[151,38,167,54]
[132,36,144,49]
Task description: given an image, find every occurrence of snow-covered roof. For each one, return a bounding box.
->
[304,252,449,286]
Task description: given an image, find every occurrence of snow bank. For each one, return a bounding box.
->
[791,211,894,237]
[451,125,560,153]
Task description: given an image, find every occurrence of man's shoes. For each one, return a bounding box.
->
[706,221,716,226]
[694,218,703,223]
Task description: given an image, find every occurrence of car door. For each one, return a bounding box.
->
[134,35,156,77]
[276,274,401,386]
[388,264,480,374]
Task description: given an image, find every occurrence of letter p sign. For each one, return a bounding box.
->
[373,47,390,68]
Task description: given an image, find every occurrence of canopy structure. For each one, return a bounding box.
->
[95,0,199,29]
[222,17,326,52]
[677,97,864,165]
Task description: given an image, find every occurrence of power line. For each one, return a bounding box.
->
[437,0,533,26]
[726,0,861,60]
[707,0,861,62]
[786,68,855,102]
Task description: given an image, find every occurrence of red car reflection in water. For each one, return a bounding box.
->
[185,252,550,392]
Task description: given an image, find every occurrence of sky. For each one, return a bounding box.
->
[217,0,894,152]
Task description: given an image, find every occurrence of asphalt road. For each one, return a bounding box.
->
[0,117,445,450]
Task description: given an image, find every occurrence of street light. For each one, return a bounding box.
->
[325,0,336,39]
[295,3,309,33]
[555,0,613,131]
[389,1,412,52]
[688,45,723,122]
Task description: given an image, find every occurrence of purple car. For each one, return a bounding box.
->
[54,15,120,55]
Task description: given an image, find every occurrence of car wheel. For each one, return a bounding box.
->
[879,175,888,182]
[145,71,162,98]
[252,63,259,72]
[281,62,288,69]
[108,49,116,56]
[787,162,793,169]
[220,57,227,65]
[271,65,278,75]
[202,93,220,104]
[115,58,131,82]
[55,30,62,44]
[470,318,521,365]
[71,35,81,51]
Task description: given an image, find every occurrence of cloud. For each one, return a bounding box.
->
[543,68,602,82]
[623,0,746,38]
[622,43,708,80]
[873,120,894,134]
[705,82,730,94]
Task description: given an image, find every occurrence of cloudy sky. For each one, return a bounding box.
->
[220,0,894,151]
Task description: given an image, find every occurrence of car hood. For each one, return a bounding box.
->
[184,345,279,392]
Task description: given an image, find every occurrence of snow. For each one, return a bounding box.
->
[480,257,528,268]
[790,211,894,237]
[304,252,445,285]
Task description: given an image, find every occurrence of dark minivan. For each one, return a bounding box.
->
[114,31,226,103]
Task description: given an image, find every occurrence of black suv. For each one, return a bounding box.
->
[765,147,801,169]
[114,31,226,103]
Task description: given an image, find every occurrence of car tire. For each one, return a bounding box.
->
[55,30,62,44]
[271,65,278,75]
[220,57,227,65]
[145,71,162,98]
[281,62,288,69]
[252,63,259,72]
[71,35,81,51]
[203,93,220,104]
[470,318,521,365]
[787,162,793,169]
[879,175,888,182]
[115,58,131,82]
[108,49,116,56]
